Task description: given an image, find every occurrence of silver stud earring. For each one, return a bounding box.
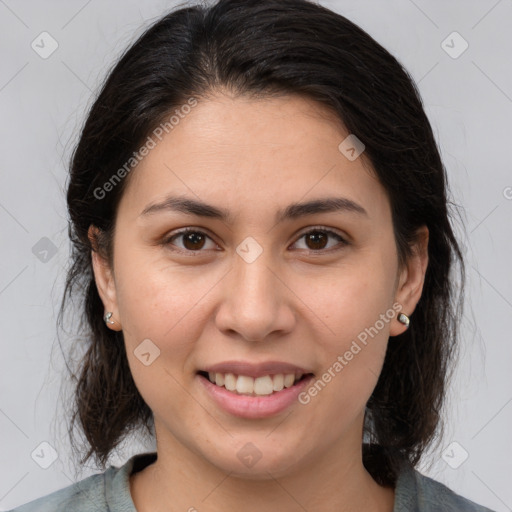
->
[398,312,410,329]
[104,312,115,325]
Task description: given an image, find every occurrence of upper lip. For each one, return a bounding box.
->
[200,360,314,378]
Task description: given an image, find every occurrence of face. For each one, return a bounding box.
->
[91,91,428,479]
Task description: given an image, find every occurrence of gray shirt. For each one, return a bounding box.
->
[7,452,496,511]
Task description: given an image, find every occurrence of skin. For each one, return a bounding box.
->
[90,91,428,512]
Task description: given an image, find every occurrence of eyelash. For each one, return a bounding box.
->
[161,226,348,255]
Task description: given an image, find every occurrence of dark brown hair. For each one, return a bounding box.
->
[60,0,465,486]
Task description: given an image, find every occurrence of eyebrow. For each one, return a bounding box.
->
[139,195,368,223]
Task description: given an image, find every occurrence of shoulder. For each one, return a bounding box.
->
[7,452,155,512]
[6,471,109,512]
[395,462,496,512]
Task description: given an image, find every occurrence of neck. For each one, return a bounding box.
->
[130,432,395,512]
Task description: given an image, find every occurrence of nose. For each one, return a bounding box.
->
[214,248,296,342]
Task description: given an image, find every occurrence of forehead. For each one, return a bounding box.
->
[118,92,390,225]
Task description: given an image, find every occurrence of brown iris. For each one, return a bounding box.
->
[304,231,328,250]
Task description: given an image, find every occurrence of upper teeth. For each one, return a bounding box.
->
[207,372,302,396]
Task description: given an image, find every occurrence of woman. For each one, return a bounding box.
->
[9,0,496,510]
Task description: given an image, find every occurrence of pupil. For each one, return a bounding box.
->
[307,231,327,250]
[184,232,204,250]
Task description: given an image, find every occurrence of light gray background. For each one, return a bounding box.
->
[0,0,511,510]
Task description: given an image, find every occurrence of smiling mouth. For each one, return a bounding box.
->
[197,371,314,397]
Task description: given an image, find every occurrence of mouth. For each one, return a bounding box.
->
[196,367,316,418]
[197,370,314,397]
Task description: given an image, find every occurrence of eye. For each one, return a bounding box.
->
[291,226,348,253]
[163,228,218,253]
[162,226,348,254]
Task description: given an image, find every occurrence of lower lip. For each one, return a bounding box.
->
[197,373,315,419]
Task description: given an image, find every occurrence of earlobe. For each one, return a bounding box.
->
[88,225,122,331]
[390,225,429,337]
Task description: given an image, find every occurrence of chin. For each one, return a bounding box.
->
[204,439,306,480]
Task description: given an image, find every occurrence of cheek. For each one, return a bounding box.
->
[113,247,204,336]
[295,257,394,407]
[114,260,208,419]
[299,306,392,435]
[296,257,394,345]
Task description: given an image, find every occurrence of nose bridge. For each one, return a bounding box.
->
[234,242,275,304]
[215,240,294,341]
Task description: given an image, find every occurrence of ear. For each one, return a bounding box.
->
[389,225,429,337]
[88,225,122,331]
